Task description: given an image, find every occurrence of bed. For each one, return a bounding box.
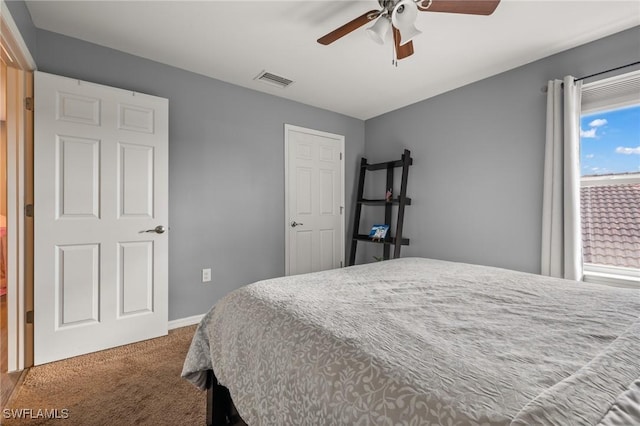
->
[182,257,640,425]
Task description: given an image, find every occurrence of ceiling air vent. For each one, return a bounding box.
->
[254,71,294,89]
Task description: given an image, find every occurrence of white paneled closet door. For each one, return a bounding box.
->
[285,124,345,276]
[34,71,169,364]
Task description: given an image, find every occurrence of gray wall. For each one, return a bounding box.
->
[364,26,640,274]
[3,0,37,60]
[35,29,365,321]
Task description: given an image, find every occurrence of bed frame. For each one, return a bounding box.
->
[205,369,246,426]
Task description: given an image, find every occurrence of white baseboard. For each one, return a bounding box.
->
[168,314,204,330]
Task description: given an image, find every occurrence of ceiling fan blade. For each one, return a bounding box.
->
[317,10,381,45]
[393,27,414,60]
[418,0,500,15]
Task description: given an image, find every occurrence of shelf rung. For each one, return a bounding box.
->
[358,197,412,206]
[364,158,413,171]
[353,234,410,245]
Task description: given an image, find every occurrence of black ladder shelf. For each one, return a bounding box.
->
[349,149,413,266]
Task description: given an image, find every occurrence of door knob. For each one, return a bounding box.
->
[290,221,304,227]
[143,225,166,234]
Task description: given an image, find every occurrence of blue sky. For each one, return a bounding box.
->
[580,104,640,176]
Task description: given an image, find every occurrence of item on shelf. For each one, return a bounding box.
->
[369,224,390,241]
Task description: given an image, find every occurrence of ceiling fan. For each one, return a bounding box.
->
[317,0,501,61]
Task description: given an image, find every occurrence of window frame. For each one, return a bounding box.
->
[579,70,640,288]
[583,264,640,289]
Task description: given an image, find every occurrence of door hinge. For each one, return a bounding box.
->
[340,206,344,215]
[25,204,34,217]
[26,310,34,324]
[340,261,343,268]
[340,152,343,160]
[25,97,34,111]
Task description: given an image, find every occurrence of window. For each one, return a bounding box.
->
[579,70,640,287]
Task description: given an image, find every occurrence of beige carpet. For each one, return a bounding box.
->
[3,326,205,425]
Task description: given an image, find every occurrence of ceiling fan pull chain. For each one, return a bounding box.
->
[391,40,396,66]
[394,47,399,67]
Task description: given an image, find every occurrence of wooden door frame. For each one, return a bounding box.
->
[283,124,345,276]
[1,1,36,371]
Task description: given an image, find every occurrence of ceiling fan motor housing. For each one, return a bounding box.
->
[379,0,400,14]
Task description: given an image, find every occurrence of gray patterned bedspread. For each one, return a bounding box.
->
[182,258,640,425]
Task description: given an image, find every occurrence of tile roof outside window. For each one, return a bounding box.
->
[581,181,640,269]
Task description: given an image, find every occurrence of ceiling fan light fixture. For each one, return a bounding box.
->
[397,25,422,46]
[366,16,390,45]
[392,0,421,45]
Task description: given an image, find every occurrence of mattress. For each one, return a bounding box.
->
[182,257,640,425]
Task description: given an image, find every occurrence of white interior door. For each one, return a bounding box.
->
[34,71,169,365]
[285,124,344,276]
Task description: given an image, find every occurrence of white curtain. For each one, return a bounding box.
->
[541,76,583,280]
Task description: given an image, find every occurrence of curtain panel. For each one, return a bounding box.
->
[541,76,583,280]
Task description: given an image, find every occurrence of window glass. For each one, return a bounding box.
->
[580,104,639,275]
[580,105,640,176]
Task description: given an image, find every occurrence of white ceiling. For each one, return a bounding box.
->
[25,0,640,120]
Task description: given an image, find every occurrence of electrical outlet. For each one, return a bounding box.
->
[202,268,212,283]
